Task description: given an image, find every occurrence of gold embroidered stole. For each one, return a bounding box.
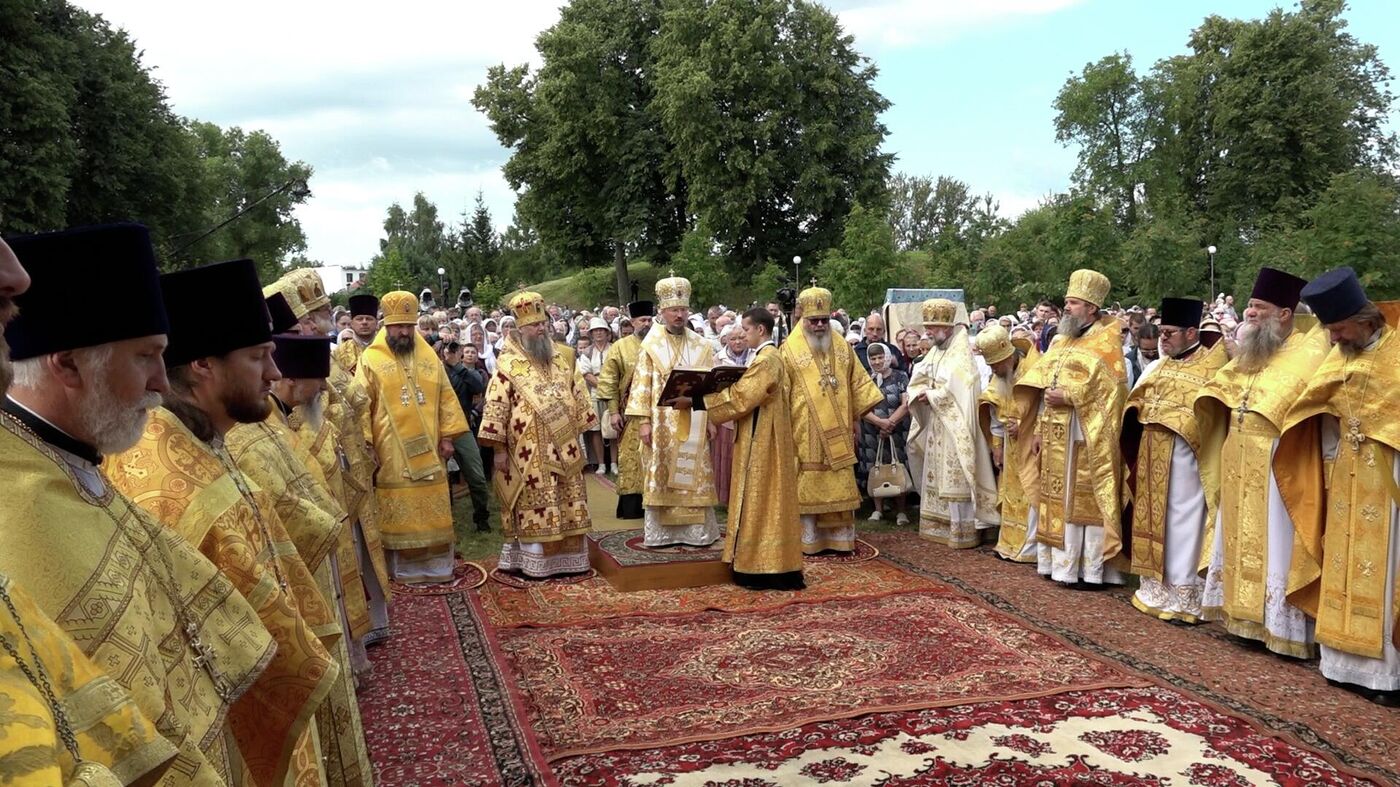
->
[781,329,859,471]
[361,334,444,482]
[1124,343,1227,579]
[1014,317,1129,554]
[638,328,711,491]
[979,348,1039,533]
[1277,328,1400,657]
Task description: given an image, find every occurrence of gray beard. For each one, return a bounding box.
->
[523,333,555,363]
[76,383,162,455]
[1234,318,1286,373]
[1058,313,1088,338]
[1338,338,1367,359]
[302,391,325,431]
[803,327,832,354]
[387,333,415,356]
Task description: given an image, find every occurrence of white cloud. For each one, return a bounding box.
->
[832,0,1086,49]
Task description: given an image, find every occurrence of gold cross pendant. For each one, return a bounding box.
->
[1344,417,1366,453]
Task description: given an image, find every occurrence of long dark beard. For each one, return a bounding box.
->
[224,382,272,424]
[387,333,415,356]
[1338,339,1366,359]
[636,325,650,339]
[523,333,554,363]
[1234,317,1286,373]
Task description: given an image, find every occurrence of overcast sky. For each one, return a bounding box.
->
[75,0,1400,268]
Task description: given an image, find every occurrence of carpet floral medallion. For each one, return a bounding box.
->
[477,557,936,628]
[495,590,1146,760]
[551,687,1381,786]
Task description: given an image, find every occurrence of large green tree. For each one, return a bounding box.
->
[653,0,892,268]
[1053,53,1150,228]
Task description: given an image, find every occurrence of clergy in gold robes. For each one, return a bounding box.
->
[276,280,393,646]
[1,571,180,786]
[333,292,379,374]
[108,258,344,787]
[263,334,376,786]
[480,291,595,577]
[1122,298,1227,623]
[1194,267,1327,658]
[626,275,720,547]
[907,298,999,548]
[976,325,1040,562]
[595,300,652,519]
[355,290,469,584]
[780,285,883,554]
[1278,269,1400,701]
[1014,269,1130,586]
[1,225,275,785]
[702,307,804,589]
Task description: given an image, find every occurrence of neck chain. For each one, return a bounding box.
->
[211,441,291,594]
[4,415,235,701]
[399,358,427,407]
[0,583,82,763]
[1339,356,1373,461]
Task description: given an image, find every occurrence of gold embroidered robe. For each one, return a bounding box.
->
[980,343,1040,562]
[596,335,644,495]
[333,338,366,374]
[0,413,274,787]
[1014,316,1129,562]
[625,328,719,523]
[704,344,803,576]
[109,407,339,787]
[355,332,469,552]
[1,571,177,786]
[480,338,595,542]
[1123,342,1227,581]
[779,330,882,519]
[326,361,391,609]
[1194,327,1330,645]
[1277,327,1400,660]
[907,328,1000,548]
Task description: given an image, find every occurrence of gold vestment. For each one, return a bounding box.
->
[355,332,469,552]
[1277,327,1400,659]
[979,342,1040,561]
[1122,342,1226,580]
[0,412,274,786]
[480,337,595,543]
[625,328,718,522]
[0,571,177,786]
[1014,316,1129,562]
[597,335,644,496]
[333,338,365,374]
[109,407,339,787]
[704,344,803,576]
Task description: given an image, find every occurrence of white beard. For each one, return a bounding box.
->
[76,381,161,455]
[804,327,832,354]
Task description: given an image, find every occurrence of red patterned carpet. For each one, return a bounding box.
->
[553,687,1378,786]
[497,590,1145,760]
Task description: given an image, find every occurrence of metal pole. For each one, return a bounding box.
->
[1209,251,1215,299]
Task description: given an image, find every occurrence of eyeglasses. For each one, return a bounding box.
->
[1159,328,1184,339]
[806,317,830,325]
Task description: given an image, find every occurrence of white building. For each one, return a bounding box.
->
[312,264,369,294]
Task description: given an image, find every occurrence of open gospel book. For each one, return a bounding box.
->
[658,366,747,406]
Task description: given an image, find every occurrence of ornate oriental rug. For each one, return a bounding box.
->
[864,533,1400,784]
[478,557,935,628]
[552,686,1381,786]
[389,559,487,597]
[495,590,1147,761]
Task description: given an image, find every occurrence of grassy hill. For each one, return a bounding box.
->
[526,260,766,310]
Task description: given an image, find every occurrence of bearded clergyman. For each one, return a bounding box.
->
[625,274,720,547]
[1014,269,1130,586]
[0,226,263,786]
[596,300,653,519]
[780,284,882,554]
[1195,267,1329,658]
[480,291,595,577]
[355,290,469,584]
[907,298,999,548]
[976,324,1040,562]
[1122,297,1227,624]
[1277,268,1400,704]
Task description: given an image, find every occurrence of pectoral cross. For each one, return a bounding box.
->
[1344,416,1367,454]
[185,622,220,676]
[1235,398,1250,426]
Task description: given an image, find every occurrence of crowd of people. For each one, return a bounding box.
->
[0,219,1397,786]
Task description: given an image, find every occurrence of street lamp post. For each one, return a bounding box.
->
[792,255,802,287]
[1207,245,1218,300]
[436,267,447,306]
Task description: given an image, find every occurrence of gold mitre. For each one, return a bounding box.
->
[380,290,419,326]
[797,285,833,318]
[1065,268,1111,307]
[655,272,692,310]
[284,269,330,312]
[508,291,548,326]
[263,280,307,319]
[921,298,957,327]
[975,324,1015,364]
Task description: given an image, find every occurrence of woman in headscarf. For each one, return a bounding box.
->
[577,317,614,474]
[857,342,911,526]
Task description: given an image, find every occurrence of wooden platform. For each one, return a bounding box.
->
[588,529,732,592]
